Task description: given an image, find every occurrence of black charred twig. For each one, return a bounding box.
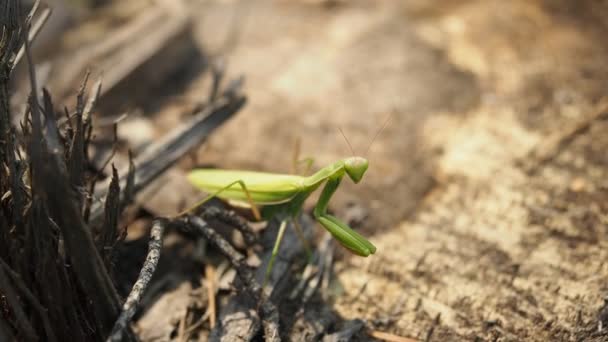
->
[67,73,90,199]
[1,0,41,69]
[0,319,15,342]
[11,5,51,73]
[2,2,244,341]
[285,233,336,341]
[89,93,246,225]
[41,89,63,153]
[99,165,121,267]
[289,232,333,303]
[210,215,313,341]
[120,151,136,212]
[202,206,258,246]
[81,77,102,171]
[2,3,118,340]
[50,3,193,102]
[106,219,165,342]
[84,123,117,222]
[320,234,334,297]
[23,23,123,336]
[182,215,280,342]
[0,264,38,341]
[208,58,225,103]
[0,259,57,342]
[0,1,21,67]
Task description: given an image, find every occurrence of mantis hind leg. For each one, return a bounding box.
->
[176,179,261,221]
[263,217,312,289]
[264,219,288,287]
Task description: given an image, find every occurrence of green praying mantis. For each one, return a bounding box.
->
[181,120,389,285]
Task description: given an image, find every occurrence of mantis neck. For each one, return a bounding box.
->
[302,159,347,188]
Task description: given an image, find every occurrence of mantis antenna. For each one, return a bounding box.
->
[338,127,356,156]
[364,113,393,156]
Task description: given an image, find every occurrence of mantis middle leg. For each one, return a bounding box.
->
[264,218,288,287]
[290,137,314,175]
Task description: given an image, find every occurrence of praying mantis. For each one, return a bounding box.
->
[183,122,388,285]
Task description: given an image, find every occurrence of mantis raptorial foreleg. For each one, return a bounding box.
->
[176,179,261,221]
[313,176,376,256]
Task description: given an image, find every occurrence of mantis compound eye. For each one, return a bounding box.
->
[345,157,369,183]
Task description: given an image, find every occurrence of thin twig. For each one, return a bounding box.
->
[106,219,165,342]
[83,77,102,123]
[177,310,188,342]
[0,261,38,341]
[182,215,280,342]
[211,215,313,340]
[11,7,51,73]
[597,296,608,332]
[90,94,246,224]
[321,234,334,299]
[182,312,210,335]
[0,258,57,342]
[84,123,118,223]
[202,206,257,246]
[289,232,333,302]
[289,260,318,301]
[1,0,37,68]
[23,12,41,136]
[24,10,123,336]
[303,233,333,303]
[208,58,225,103]
[205,264,217,328]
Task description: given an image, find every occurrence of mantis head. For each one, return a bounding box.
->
[344,157,369,183]
[339,114,391,184]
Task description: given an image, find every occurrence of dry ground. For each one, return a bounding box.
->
[175,0,608,340]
